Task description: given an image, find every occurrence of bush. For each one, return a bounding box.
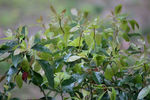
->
[0,4,150,100]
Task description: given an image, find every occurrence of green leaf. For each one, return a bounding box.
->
[134,74,142,83]
[138,85,150,99]
[7,66,18,82]
[21,26,28,36]
[61,74,84,92]
[147,34,150,44]
[95,34,101,45]
[54,72,70,88]
[92,72,103,84]
[115,4,122,15]
[34,61,41,72]
[111,87,116,100]
[21,56,30,72]
[122,33,129,42]
[95,55,105,66]
[0,41,18,54]
[37,60,54,88]
[82,89,90,98]
[98,92,106,100]
[69,25,80,33]
[67,55,81,62]
[61,77,75,92]
[14,48,25,56]
[32,44,52,54]
[84,34,94,48]
[31,71,43,86]
[12,54,23,68]
[15,74,23,88]
[68,37,83,47]
[104,65,114,81]
[121,22,130,33]
[129,20,139,30]
[127,33,142,38]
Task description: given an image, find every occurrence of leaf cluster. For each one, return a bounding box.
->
[0,4,150,100]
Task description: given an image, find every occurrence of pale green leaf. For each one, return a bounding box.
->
[104,65,114,81]
[138,85,150,99]
[69,25,80,33]
[16,74,23,88]
[68,37,83,47]
[67,56,81,62]
[98,92,106,100]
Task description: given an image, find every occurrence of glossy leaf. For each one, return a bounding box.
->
[31,71,43,86]
[67,55,81,62]
[92,72,103,84]
[12,54,23,68]
[32,44,52,54]
[138,86,150,99]
[37,60,54,88]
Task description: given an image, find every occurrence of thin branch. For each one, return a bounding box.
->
[39,86,47,100]
[93,28,96,51]
[60,92,64,100]
[90,83,93,100]
[59,18,65,36]
[79,30,83,51]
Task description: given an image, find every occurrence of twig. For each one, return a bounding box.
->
[90,83,93,100]
[60,92,64,100]
[79,30,83,51]
[39,86,47,100]
[59,18,65,36]
[93,28,96,51]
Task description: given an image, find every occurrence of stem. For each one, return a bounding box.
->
[39,86,47,100]
[60,92,64,100]
[79,30,83,51]
[90,83,93,100]
[93,28,96,51]
[59,18,65,36]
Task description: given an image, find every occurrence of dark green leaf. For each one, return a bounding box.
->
[32,44,52,54]
[147,34,150,44]
[12,54,23,67]
[122,33,130,42]
[129,20,139,30]
[92,72,103,84]
[127,33,142,37]
[31,71,43,86]
[0,41,18,54]
[115,4,122,15]
[40,96,55,100]
[37,60,54,88]
[21,56,30,72]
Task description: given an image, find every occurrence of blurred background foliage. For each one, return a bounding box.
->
[0,0,150,99]
[0,0,150,33]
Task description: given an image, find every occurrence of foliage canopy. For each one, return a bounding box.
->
[0,4,150,100]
